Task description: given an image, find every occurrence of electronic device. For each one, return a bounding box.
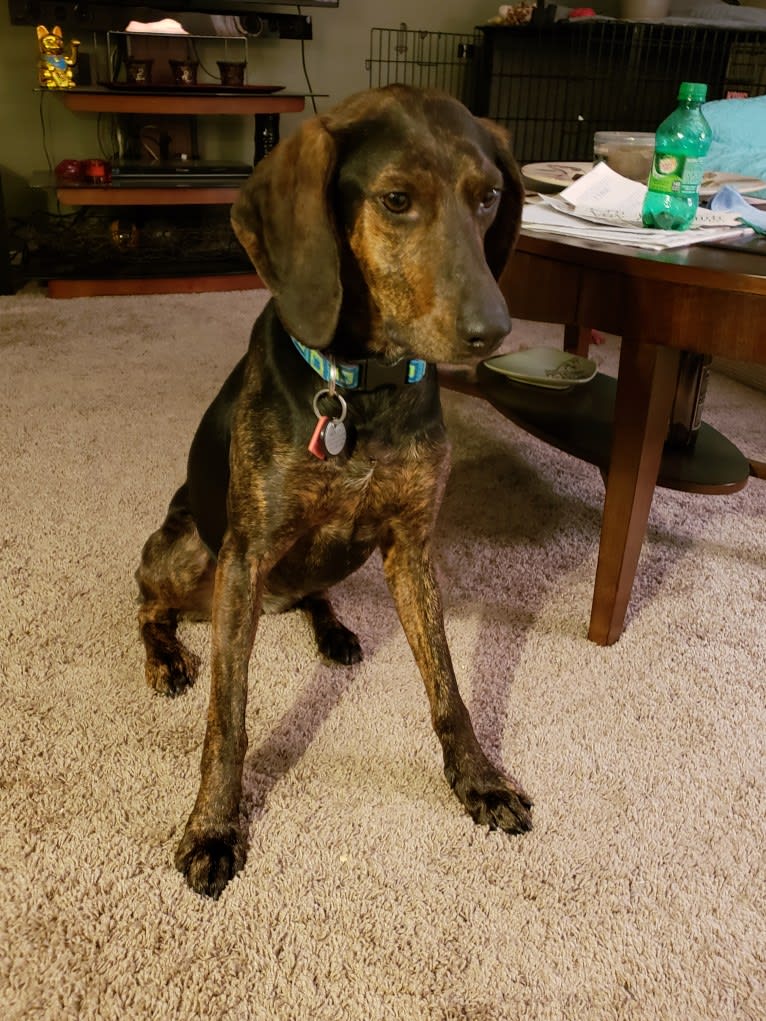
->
[111,159,252,177]
[8,1,336,33]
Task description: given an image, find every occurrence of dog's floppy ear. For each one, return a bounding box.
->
[478,119,525,280]
[231,118,341,349]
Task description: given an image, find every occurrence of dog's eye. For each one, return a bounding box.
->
[479,187,502,212]
[381,192,411,214]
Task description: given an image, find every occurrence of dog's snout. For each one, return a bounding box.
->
[453,253,512,357]
[463,323,509,355]
[459,303,512,357]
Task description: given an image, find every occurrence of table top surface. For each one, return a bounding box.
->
[517,229,766,294]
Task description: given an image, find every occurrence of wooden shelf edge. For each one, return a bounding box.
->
[46,273,264,298]
[53,90,306,117]
[55,186,244,206]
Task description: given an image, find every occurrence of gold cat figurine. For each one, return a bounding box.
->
[37,25,80,89]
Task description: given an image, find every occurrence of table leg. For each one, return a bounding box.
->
[564,324,591,357]
[588,339,680,645]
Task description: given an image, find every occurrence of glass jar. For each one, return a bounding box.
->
[593,131,656,182]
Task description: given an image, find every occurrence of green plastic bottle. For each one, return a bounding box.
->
[641,82,712,231]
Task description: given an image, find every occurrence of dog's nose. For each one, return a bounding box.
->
[459,301,512,356]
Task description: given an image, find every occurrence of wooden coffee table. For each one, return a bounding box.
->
[442,231,766,646]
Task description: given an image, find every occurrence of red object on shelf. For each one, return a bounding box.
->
[54,159,83,183]
[81,159,112,184]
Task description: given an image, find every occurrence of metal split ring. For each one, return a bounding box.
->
[313,388,347,422]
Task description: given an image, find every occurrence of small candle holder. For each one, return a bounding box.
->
[169,59,199,87]
[81,159,112,185]
[54,159,84,184]
[217,60,247,87]
[125,58,154,85]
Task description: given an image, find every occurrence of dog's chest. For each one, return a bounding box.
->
[263,441,446,597]
[260,470,376,600]
[306,450,428,538]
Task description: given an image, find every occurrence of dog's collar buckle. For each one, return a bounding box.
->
[291,336,427,391]
[357,357,428,389]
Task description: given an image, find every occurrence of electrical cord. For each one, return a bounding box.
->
[38,91,54,173]
[296,6,317,113]
[190,40,218,82]
[37,90,65,214]
[96,113,118,161]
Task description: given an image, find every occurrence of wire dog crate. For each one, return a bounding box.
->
[475,22,766,163]
[369,22,766,164]
[368,25,482,107]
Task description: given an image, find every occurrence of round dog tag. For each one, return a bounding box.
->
[323,418,347,456]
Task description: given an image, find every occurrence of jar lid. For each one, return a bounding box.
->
[678,82,708,102]
[593,131,655,145]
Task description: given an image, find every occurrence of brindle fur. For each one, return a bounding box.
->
[136,85,532,899]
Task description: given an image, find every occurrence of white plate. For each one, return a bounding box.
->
[522,162,766,198]
[699,171,766,198]
[483,348,598,390]
[522,162,594,190]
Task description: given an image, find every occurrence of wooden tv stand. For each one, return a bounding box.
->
[44,88,306,298]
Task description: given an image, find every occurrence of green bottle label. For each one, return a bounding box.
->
[647,153,705,196]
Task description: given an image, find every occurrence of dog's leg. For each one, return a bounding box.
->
[174,534,261,898]
[382,533,532,834]
[297,592,363,665]
[136,485,215,697]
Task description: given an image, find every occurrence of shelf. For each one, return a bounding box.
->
[56,184,247,206]
[32,172,249,207]
[35,87,307,295]
[51,88,307,116]
[473,366,750,495]
[47,272,263,299]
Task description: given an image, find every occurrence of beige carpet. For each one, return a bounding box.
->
[1,288,764,1021]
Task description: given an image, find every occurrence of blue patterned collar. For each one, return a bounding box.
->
[291,337,427,391]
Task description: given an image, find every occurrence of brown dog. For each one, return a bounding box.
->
[136,84,531,899]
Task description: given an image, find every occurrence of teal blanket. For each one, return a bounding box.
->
[702,94,766,196]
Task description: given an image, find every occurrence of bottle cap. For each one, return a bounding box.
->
[678,82,708,103]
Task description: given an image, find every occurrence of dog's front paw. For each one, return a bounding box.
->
[317,622,363,665]
[145,642,200,697]
[446,760,533,835]
[175,822,246,899]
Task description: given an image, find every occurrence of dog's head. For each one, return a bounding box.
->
[231,84,524,364]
